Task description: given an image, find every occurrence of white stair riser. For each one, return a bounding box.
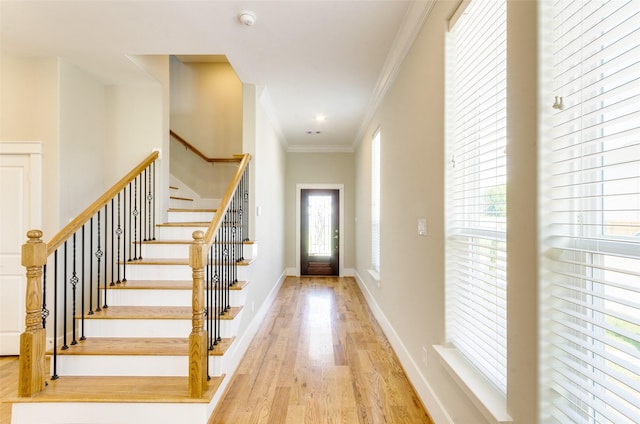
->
[126,264,251,281]
[54,355,226,377]
[11,401,212,424]
[82,317,240,338]
[126,264,191,280]
[156,226,208,240]
[140,243,190,258]
[108,289,245,307]
[167,211,215,223]
[141,243,255,260]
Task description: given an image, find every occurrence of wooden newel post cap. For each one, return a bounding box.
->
[22,230,47,267]
[192,230,205,242]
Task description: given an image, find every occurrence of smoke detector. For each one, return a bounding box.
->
[238,10,256,26]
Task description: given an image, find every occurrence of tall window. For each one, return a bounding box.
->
[371,130,381,274]
[445,0,507,395]
[541,1,640,422]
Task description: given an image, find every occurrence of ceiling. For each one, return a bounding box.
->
[0,1,433,152]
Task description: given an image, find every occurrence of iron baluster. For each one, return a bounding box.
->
[123,185,128,281]
[80,225,86,340]
[103,204,109,308]
[95,211,102,312]
[116,192,122,284]
[42,264,48,328]
[89,218,94,315]
[70,234,78,345]
[110,199,115,286]
[62,241,69,350]
[147,166,152,242]
[132,177,138,260]
[152,161,156,240]
[138,173,143,255]
[128,182,133,262]
[52,250,59,380]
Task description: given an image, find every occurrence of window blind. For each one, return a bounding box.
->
[542,0,640,422]
[372,130,381,273]
[445,0,507,395]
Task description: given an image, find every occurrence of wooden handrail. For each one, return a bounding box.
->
[170,130,241,164]
[47,151,159,255]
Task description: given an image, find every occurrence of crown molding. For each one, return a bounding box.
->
[352,0,436,149]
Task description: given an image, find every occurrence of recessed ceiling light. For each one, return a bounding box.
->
[315,114,326,122]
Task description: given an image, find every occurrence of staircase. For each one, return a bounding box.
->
[12,153,255,424]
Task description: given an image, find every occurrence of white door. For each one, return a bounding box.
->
[0,147,41,355]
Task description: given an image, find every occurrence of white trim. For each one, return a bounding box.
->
[433,346,512,424]
[0,141,42,154]
[354,271,453,424]
[353,1,436,150]
[295,184,345,277]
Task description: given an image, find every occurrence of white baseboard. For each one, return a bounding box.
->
[354,271,452,424]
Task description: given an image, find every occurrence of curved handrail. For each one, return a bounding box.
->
[170,130,240,164]
[47,151,159,255]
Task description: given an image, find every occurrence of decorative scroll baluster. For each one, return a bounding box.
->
[152,161,156,240]
[103,204,109,309]
[116,192,122,284]
[138,173,143,256]
[123,185,128,281]
[110,199,115,286]
[80,225,86,340]
[52,250,59,379]
[62,242,69,351]
[147,166,153,241]
[132,177,138,260]
[70,234,79,346]
[95,211,102,312]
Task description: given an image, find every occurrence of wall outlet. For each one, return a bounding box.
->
[418,218,427,236]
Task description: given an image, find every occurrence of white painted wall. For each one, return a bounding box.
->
[1,55,60,237]
[59,61,106,223]
[353,1,538,422]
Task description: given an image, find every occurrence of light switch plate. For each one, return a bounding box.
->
[418,218,427,236]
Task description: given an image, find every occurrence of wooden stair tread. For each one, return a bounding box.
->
[8,375,223,403]
[109,280,249,290]
[53,337,233,356]
[169,196,193,201]
[82,305,243,320]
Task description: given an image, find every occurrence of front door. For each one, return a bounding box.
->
[300,189,339,276]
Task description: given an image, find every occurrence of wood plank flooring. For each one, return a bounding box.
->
[209,276,433,424]
[0,276,432,424]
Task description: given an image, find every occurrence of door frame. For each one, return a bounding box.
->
[295,183,344,277]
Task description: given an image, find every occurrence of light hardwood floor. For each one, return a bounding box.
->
[209,276,433,423]
[0,276,432,424]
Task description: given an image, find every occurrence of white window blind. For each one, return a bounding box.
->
[542,0,640,422]
[372,130,381,273]
[445,0,507,395]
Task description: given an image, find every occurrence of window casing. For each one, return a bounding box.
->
[445,0,508,395]
[540,1,640,422]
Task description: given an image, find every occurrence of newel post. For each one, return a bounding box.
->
[189,230,208,398]
[19,230,47,397]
